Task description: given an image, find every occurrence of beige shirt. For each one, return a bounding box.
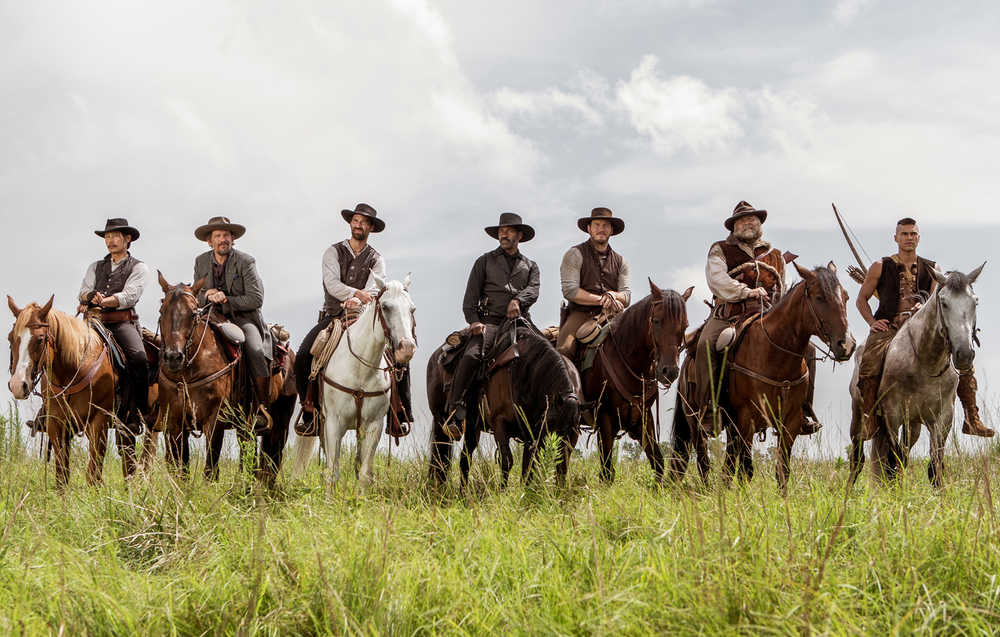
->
[705,237,786,303]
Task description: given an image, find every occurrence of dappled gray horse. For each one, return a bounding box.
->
[848,264,985,487]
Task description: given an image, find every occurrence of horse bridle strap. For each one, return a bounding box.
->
[320,372,388,432]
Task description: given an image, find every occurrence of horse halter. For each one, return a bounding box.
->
[160,288,212,370]
[759,280,839,361]
[345,287,415,375]
[10,319,53,392]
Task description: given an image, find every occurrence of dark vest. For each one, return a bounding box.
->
[323,242,380,315]
[94,253,140,308]
[567,241,623,315]
[874,256,936,322]
[714,240,785,295]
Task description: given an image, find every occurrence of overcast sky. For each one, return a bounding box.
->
[2,0,998,461]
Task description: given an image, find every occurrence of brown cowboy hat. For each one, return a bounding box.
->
[95,218,140,241]
[577,207,625,235]
[341,202,386,233]
[194,216,246,241]
[724,200,767,231]
[485,212,535,242]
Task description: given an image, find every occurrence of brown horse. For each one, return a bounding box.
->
[581,280,693,484]
[671,263,856,489]
[7,295,141,487]
[156,274,296,485]
[428,320,581,490]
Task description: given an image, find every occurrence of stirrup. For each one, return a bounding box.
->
[442,409,465,440]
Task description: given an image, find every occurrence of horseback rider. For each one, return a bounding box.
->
[557,207,631,359]
[293,203,389,436]
[855,217,993,439]
[192,216,273,425]
[75,218,151,430]
[691,201,821,434]
[446,212,540,426]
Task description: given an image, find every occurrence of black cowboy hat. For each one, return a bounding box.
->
[194,216,247,241]
[485,212,535,242]
[724,200,767,231]
[341,203,386,233]
[577,207,625,235]
[95,218,140,241]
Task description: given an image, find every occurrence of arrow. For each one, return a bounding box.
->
[832,203,869,286]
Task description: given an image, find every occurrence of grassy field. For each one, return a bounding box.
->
[2,411,1000,636]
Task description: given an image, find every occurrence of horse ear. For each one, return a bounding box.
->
[827,260,837,274]
[794,261,815,281]
[681,286,694,302]
[158,270,172,293]
[7,295,22,318]
[968,261,986,284]
[192,277,207,295]
[648,277,663,299]
[402,272,413,290]
[373,274,386,291]
[38,295,54,320]
[930,268,948,286]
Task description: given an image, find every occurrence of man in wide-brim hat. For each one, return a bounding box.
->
[294,203,389,435]
[76,218,152,432]
[192,215,273,423]
[445,212,541,429]
[557,207,632,358]
[683,200,821,435]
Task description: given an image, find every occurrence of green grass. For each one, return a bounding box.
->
[2,411,1000,636]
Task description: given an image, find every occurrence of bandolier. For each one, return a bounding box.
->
[710,239,786,320]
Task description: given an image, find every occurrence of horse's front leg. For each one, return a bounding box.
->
[48,416,72,490]
[321,412,346,489]
[458,422,480,492]
[848,394,865,486]
[86,412,110,486]
[494,420,514,488]
[202,400,226,481]
[139,429,160,473]
[775,427,796,492]
[356,411,383,493]
[556,429,579,487]
[637,406,664,484]
[927,411,950,488]
[596,411,617,483]
[521,439,539,485]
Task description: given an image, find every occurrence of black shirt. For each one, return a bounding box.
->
[462,247,540,325]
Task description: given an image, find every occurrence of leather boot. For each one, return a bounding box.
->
[295,382,320,436]
[858,377,880,440]
[958,370,994,437]
[252,376,273,434]
[445,353,478,426]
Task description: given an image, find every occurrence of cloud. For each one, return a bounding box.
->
[833,0,874,25]
[492,87,604,127]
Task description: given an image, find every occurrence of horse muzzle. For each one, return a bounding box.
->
[953,346,975,372]
[394,340,416,364]
[831,333,857,362]
[657,364,680,387]
[8,375,30,400]
[162,349,185,372]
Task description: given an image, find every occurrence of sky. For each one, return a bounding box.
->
[2,0,998,462]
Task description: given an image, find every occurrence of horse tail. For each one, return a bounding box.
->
[291,432,320,478]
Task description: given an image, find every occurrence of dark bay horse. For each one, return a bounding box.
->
[582,280,693,483]
[156,274,296,486]
[7,295,136,486]
[671,263,855,489]
[428,320,581,490]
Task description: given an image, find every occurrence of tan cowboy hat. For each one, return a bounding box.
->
[577,207,625,235]
[724,200,767,231]
[95,217,140,242]
[195,216,246,241]
[341,202,386,233]
[485,212,535,242]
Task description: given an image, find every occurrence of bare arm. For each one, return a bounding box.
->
[856,260,886,330]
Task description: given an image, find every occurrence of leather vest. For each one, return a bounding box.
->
[712,240,785,319]
[874,256,936,322]
[94,253,140,313]
[567,241,623,315]
[323,242,380,315]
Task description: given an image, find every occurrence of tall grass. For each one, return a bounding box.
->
[1,411,1000,635]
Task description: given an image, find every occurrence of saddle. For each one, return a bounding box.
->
[88,319,127,375]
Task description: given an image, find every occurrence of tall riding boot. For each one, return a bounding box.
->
[800,352,822,435]
[252,376,274,433]
[445,354,478,439]
[958,370,994,437]
[858,376,880,440]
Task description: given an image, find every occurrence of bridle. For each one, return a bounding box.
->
[758,279,840,362]
[12,314,107,400]
[159,288,214,371]
[344,287,416,379]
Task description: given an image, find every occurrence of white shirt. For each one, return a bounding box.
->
[79,256,149,309]
[705,238,786,303]
[322,241,387,302]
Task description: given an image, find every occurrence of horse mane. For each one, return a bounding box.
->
[940,271,971,293]
[609,290,688,352]
[767,266,840,314]
[509,326,575,408]
[47,308,94,368]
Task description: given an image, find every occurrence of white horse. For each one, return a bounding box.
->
[292,275,416,491]
[849,263,985,487]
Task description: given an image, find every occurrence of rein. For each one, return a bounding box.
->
[757,281,837,362]
[23,319,110,400]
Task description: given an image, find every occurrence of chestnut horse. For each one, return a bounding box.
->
[427,319,581,490]
[671,263,856,489]
[581,280,693,484]
[7,295,140,487]
[156,274,296,485]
